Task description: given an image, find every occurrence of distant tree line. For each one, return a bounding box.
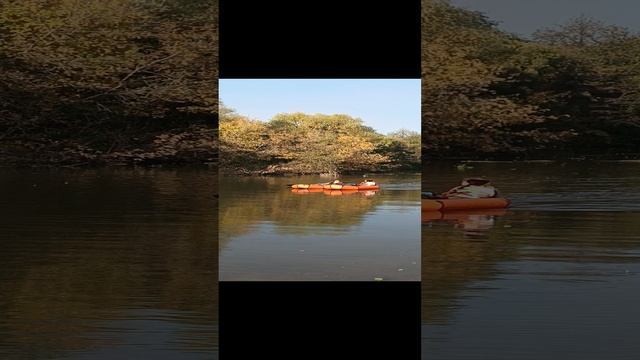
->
[219,104,421,175]
[0,0,217,165]
[422,0,640,159]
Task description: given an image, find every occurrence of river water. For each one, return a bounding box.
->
[422,161,640,360]
[219,174,421,281]
[0,168,218,359]
[6,161,637,358]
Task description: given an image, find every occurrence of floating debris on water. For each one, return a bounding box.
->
[456,164,474,171]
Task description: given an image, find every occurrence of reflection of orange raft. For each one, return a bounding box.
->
[290,184,379,190]
[291,189,317,194]
[422,208,508,221]
[324,190,357,196]
[422,198,510,211]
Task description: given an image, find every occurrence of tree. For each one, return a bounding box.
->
[265,113,389,175]
[0,0,217,164]
[421,0,575,158]
[533,15,630,48]
[421,0,640,158]
[218,111,419,174]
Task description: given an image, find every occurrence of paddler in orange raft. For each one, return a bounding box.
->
[423,178,500,199]
[327,179,376,185]
[423,178,509,211]
[290,178,379,190]
[442,177,499,199]
[323,179,379,190]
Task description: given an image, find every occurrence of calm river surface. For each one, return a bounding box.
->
[423,161,640,360]
[219,174,420,281]
[0,168,218,359]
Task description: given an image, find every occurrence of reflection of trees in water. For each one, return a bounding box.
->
[423,210,505,237]
[219,187,384,244]
[422,211,640,324]
[0,169,217,356]
[270,191,385,235]
[219,174,420,246]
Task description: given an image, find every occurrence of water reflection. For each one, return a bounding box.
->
[0,168,217,359]
[423,161,640,359]
[422,209,507,238]
[220,174,420,281]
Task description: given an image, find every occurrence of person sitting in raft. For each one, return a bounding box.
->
[441,178,499,199]
[331,179,344,185]
[359,179,376,186]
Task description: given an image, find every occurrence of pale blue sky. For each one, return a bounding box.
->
[451,0,640,37]
[219,79,421,134]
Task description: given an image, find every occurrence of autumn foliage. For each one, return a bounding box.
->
[423,0,640,159]
[219,105,420,175]
[0,0,217,165]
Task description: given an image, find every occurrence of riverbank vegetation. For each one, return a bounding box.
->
[219,104,421,175]
[0,0,217,166]
[423,0,640,159]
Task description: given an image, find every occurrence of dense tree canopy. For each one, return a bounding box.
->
[423,0,640,159]
[219,104,420,175]
[0,0,217,165]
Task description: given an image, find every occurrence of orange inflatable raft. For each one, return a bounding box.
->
[290,183,379,190]
[322,184,379,190]
[291,189,378,196]
[422,198,511,211]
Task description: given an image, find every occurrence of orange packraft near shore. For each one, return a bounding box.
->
[291,189,378,196]
[290,183,380,190]
[422,198,511,211]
